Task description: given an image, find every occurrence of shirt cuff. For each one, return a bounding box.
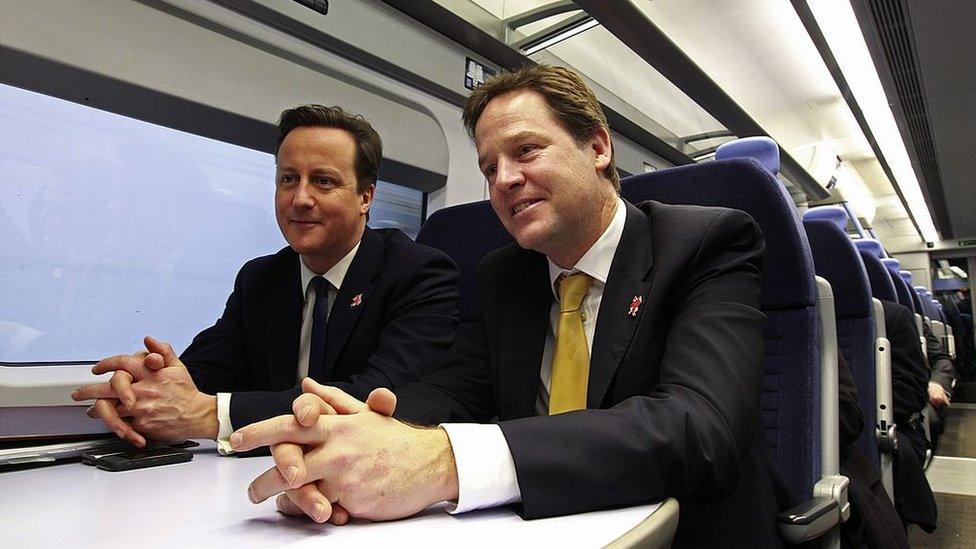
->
[215,393,235,456]
[440,423,521,513]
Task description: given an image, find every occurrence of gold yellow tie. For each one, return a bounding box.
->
[549,273,593,415]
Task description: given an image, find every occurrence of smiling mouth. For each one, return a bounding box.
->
[511,199,541,216]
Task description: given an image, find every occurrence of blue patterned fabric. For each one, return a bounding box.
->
[858,250,898,303]
[882,260,916,313]
[416,201,513,322]
[716,136,781,175]
[622,158,820,504]
[803,219,879,464]
[804,206,849,231]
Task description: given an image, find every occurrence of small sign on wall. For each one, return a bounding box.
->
[465,57,497,90]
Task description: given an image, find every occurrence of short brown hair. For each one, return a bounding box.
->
[462,65,619,190]
[276,105,382,194]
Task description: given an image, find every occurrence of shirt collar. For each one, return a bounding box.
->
[299,241,362,302]
[547,196,626,299]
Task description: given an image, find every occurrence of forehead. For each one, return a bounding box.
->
[473,90,566,148]
[277,126,356,167]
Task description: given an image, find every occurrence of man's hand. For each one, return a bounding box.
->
[928,381,951,408]
[232,380,459,524]
[72,336,217,444]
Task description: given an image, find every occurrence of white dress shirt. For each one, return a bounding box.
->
[215,242,361,454]
[442,197,626,512]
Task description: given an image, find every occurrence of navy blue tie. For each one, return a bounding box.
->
[308,276,330,381]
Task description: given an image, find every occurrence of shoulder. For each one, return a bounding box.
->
[638,200,760,244]
[369,227,458,274]
[233,246,297,284]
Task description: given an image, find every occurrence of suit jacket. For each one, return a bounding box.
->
[880,300,929,423]
[923,321,956,393]
[395,201,782,547]
[879,300,937,529]
[181,227,460,429]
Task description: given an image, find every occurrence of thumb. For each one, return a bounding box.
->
[365,388,397,417]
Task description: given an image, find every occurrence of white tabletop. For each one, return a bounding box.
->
[0,441,660,548]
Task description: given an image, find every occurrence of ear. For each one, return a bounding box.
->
[590,126,612,173]
[360,184,376,215]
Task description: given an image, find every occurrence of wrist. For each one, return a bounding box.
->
[193,393,219,439]
[426,427,460,503]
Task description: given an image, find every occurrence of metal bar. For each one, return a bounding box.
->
[503,0,578,29]
[510,12,595,54]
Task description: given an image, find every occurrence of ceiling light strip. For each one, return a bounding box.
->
[803,0,939,243]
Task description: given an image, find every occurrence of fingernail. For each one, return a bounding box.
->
[298,406,312,423]
[123,398,133,408]
[230,432,242,448]
[85,406,94,415]
[287,466,300,485]
[71,390,79,399]
[247,485,258,504]
[315,502,328,523]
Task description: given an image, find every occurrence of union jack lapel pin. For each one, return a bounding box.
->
[627,296,643,317]
[351,293,363,307]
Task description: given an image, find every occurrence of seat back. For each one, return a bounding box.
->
[854,241,898,304]
[881,259,915,313]
[621,158,821,504]
[416,201,513,323]
[803,216,879,464]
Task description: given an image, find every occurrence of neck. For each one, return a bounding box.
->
[548,195,618,270]
[301,223,366,275]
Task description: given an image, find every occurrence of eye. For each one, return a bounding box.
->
[517,144,538,157]
[277,173,297,186]
[483,164,497,181]
[313,176,336,188]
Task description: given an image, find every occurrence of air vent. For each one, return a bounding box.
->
[864,0,952,236]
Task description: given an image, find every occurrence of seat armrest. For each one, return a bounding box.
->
[777,497,839,543]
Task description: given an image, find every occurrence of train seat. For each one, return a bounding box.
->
[854,240,898,304]
[416,201,512,323]
[621,157,848,545]
[802,212,881,465]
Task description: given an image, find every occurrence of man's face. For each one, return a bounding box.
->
[275,126,373,273]
[474,90,613,263]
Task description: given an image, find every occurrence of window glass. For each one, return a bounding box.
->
[0,84,425,363]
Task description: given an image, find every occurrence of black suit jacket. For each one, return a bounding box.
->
[880,300,929,423]
[396,201,781,547]
[181,227,460,429]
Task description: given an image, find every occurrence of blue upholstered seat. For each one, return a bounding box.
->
[854,240,897,304]
[881,259,916,313]
[716,136,781,175]
[803,217,879,464]
[416,201,513,323]
[621,158,821,506]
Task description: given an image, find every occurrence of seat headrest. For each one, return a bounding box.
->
[854,238,885,258]
[803,206,848,231]
[715,136,780,175]
[881,258,901,271]
[899,270,913,284]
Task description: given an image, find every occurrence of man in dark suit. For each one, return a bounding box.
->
[923,320,956,451]
[232,66,780,545]
[72,105,459,450]
[879,299,937,531]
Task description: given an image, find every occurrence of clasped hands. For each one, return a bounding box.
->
[230,378,460,525]
[71,336,218,447]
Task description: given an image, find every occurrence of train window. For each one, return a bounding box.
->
[0,83,424,364]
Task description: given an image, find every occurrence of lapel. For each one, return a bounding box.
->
[587,201,655,407]
[323,228,381,373]
[267,249,303,389]
[497,248,552,419]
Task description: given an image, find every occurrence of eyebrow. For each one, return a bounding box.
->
[477,129,544,167]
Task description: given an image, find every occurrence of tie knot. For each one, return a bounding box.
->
[558,273,592,313]
[311,276,329,296]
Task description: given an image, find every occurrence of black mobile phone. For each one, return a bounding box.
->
[95,447,193,471]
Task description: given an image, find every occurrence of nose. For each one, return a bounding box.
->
[493,157,524,193]
[292,179,314,208]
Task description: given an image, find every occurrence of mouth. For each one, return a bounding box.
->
[511,199,542,217]
[290,219,321,227]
